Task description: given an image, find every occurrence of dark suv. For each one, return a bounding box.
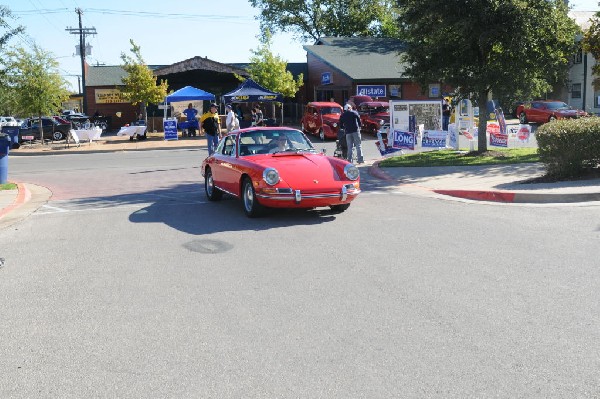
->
[20,117,71,141]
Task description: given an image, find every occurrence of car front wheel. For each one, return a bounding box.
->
[52,131,65,141]
[205,168,223,201]
[242,177,264,217]
[519,112,528,124]
[548,115,556,122]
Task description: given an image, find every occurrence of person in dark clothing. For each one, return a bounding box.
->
[339,104,364,164]
[201,103,221,155]
[442,99,451,131]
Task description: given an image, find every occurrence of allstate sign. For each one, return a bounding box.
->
[357,85,386,97]
[321,72,332,85]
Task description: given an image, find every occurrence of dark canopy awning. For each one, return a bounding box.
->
[223,79,283,103]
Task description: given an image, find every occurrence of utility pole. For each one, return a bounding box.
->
[65,8,96,115]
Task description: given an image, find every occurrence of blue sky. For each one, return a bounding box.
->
[4,0,600,92]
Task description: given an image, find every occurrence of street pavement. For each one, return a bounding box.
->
[1,132,599,228]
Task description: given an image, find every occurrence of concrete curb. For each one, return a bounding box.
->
[0,183,52,229]
[368,161,600,204]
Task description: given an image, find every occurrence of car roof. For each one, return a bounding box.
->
[306,102,342,108]
[359,101,389,107]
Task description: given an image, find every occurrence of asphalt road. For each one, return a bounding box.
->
[1,146,598,398]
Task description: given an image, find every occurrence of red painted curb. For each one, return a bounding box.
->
[0,182,28,219]
[368,161,396,181]
[433,189,516,202]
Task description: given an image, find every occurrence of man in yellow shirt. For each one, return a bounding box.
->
[201,103,221,155]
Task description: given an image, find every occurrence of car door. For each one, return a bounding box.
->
[305,105,318,133]
[529,102,546,123]
[212,135,240,195]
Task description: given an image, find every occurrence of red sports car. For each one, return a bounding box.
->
[516,100,587,124]
[201,127,361,217]
[301,102,343,140]
[357,101,389,135]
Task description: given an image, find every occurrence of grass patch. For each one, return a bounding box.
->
[378,148,540,167]
[0,182,17,190]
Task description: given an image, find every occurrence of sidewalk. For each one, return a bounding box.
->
[2,134,600,228]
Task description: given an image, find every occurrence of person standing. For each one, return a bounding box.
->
[201,103,221,155]
[183,103,198,137]
[225,104,239,133]
[253,105,264,126]
[442,99,451,131]
[339,103,364,164]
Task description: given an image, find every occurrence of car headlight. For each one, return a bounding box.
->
[332,122,338,128]
[344,164,360,180]
[263,168,280,185]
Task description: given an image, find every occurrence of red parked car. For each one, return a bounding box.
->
[516,100,587,124]
[301,102,343,140]
[357,101,389,135]
[201,127,361,217]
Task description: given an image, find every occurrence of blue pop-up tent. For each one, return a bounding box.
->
[164,86,216,130]
[223,79,283,104]
[165,85,215,103]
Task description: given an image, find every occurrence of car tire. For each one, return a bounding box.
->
[519,112,528,124]
[549,115,556,122]
[319,128,325,141]
[330,203,350,213]
[52,131,64,141]
[242,177,264,218]
[205,168,223,201]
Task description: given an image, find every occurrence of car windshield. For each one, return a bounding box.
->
[545,102,570,110]
[238,129,315,156]
[319,107,341,115]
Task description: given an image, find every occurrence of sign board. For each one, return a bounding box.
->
[357,85,386,98]
[421,130,448,148]
[447,123,459,150]
[389,84,402,98]
[94,89,128,104]
[389,100,443,133]
[163,118,178,141]
[391,130,416,150]
[321,72,332,85]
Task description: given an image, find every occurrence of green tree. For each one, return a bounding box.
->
[240,31,304,120]
[243,30,304,98]
[0,5,26,115]
[120,40,168,121]
[249,0,399,42]
[3,45,71,143]
[582,13,600,89]
[397,0,578,152]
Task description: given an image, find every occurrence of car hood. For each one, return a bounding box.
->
[248,153,344,184]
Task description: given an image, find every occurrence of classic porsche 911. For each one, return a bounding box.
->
[201,127,361,217]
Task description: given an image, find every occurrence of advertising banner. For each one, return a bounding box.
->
[391,130,416,150]
[447,123,459,150]
[163,118,178,141]
[357,85,386,97]
[489,124,508,147]
[94,89,128,104]
[421,130,448,148]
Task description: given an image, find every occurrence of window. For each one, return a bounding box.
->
[428,83,441,98]
[595,92,600,108]
[573,47,583,64]
[571,83,582,99]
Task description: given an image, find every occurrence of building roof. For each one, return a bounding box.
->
[303,37,407,81]
[86,64,166,86]
[154,56,249,76]
[229,62,308,81]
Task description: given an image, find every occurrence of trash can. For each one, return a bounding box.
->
[0,133,10,184]
[1,126,21,149]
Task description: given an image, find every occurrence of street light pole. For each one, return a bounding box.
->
[65,8,96,115]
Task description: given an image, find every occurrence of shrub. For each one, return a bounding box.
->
[536,117,600,178]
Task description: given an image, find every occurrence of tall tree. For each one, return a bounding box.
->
[249,0,399,42]
[241,31,304,120]
[120,40,168,121]
[244,30,304,98]
[0,5,26,116]
[397,0,578,152]
[582,12,600,89]
[3,45,71,143]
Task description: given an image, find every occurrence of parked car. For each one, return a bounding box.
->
[201,127,361,217]
[20,117,71,141]
[301,102,343,140]
[357,101,389,135]
[348,95,373,107]
[0,116,19,128]
[516,100,587,124]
